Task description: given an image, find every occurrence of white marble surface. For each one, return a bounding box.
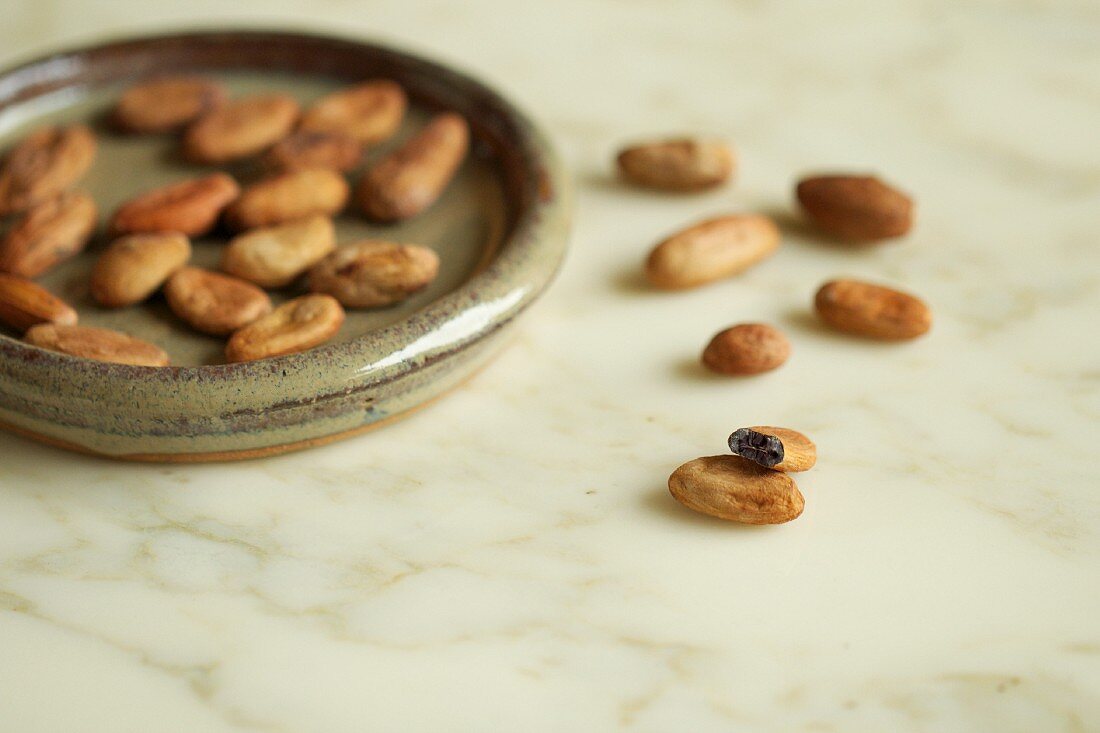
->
[2,1,1099,730]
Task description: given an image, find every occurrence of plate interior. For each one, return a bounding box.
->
[0,72,508,366]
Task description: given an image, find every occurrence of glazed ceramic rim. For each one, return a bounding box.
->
[0,29,569,403]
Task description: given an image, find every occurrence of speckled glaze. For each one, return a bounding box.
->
[0,31,571,460]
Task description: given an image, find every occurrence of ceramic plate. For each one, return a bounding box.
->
[0,30,570,460]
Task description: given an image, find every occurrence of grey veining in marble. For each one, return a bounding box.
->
[0,1,1097,731]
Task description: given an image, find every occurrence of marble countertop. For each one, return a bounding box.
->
[1,1,1098,731]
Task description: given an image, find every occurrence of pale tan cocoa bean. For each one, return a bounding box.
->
[0,273,77,332]
[745,427,817,473]
[222,216,336,288]
[796,175,913,241]
[24,324,168,366]
[645,214,779,289]
[225,169,348,230]
[0,125,97,215]
[357,113,469,222]
[668,455,804,524]
[163,267,273,337]
[814,279,931,340]
[183,94,300,164]
[308,240,439,308]
[299,80,407,145]
[109,173,239,237]
[90,233,192,307]
[702,323,790,375]
[225,294,345,362]
[616,138,734,191]
[0,193,97,278]
[112,76,228,133]
[263,131,362,172]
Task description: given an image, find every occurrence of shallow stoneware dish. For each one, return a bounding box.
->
[0,30,570,461]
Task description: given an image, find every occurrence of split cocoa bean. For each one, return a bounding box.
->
[728,427,817,473]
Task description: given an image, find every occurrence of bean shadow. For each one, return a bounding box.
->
[154,144,263,184]
[87,107,120,136]
[672,356,728,383]
[781,306,832,337]
[611,265,654,296]
[577,169,733,200]
[577,169,626,195]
